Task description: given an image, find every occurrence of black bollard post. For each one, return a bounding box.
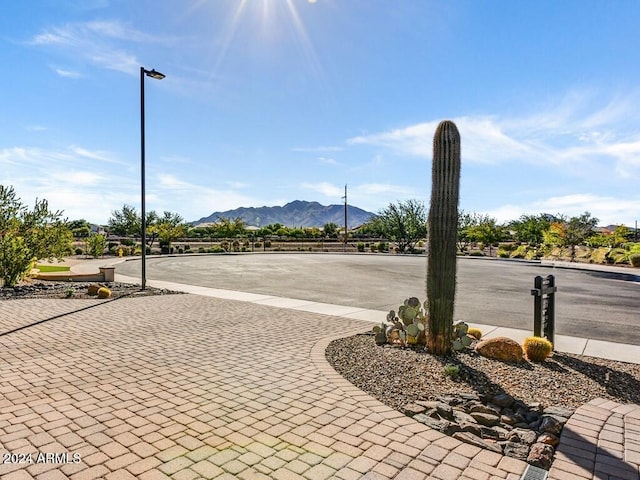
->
[531,274,557,347]
[531,275,543,337]
[544,275,557,346]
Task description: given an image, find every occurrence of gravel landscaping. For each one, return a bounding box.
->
[326,333,640,466]
[326,333,640,412]
[0,280,183,300]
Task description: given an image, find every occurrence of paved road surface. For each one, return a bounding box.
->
[116,253,640,345]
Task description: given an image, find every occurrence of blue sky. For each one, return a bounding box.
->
[1,0,639,227]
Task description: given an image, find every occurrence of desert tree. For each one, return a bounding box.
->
[0,185,72,287]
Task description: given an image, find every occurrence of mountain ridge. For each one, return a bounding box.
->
[193,200,376,228]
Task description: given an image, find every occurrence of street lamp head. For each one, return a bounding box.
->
[144,68,166,80]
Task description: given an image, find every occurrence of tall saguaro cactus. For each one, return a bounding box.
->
[427,120,461,356]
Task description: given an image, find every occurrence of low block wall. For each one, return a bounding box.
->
[33,266,115,283]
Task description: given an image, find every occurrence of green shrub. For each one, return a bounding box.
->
[198,247,205,253]
[370,244,378,252]
[606,248,628,264]
[630,254,640,267]
[510,245,528,259]
[469,250,484,256]
[74,247,83,255]
[377,241,388,252]
[254,242,262,248]
[357,242,365,252]
[443,364,460,378]
[499,243,516,252]
[497,248,510,258]
[590,247,608,264]
[264,241,272,248]
[86,233,107,258]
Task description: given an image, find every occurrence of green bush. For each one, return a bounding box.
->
[370,244,378,252]
[75,247,83,255]
[469,250,484,256]
[497,248,510,258]
[357,242,365,252]
[198,247,205,253]
[590,247,608,264]
[630,254,640,267]
[498,242,516,252]
[606,248,628,264]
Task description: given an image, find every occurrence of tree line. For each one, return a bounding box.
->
[1,185,637,288]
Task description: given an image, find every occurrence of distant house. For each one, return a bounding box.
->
[90,224,107,236]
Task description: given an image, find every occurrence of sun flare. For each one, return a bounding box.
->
[189,0,323,79]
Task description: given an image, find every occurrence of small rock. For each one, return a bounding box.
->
[403,403,426,417]
[453,410,477,424]
[453,432,503,454]
[460,422,483,437]
[537,432,560,446]
[507,428,538,445]
[543,406,573,419]
[475,337,524,363]
[491,393,515,408]
[501,414,518,425]
[527,402,543,413]
[539,415,564,436]
[480,426,502,440]
[470,412,500,427]
[469,403,500,415]
[435,403,455,421]
[413,414,450,432]
[502,441,531,460]
[525,411,541,423]
[443,423,463,436]
[527,442,555,470]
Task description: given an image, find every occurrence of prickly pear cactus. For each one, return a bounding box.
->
[372,297,428,347]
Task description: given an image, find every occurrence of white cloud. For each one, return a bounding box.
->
[300,181,343,198]
[54,68,82,78]
[317,156,339,166]
[291,146,343,153]
[300,181,421,213]
[487,194,640,227]
[27,20,176,75]
[345,89,640,180]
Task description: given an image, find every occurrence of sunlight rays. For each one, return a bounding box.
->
[188,0,325,82]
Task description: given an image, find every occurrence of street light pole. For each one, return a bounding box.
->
[343,184,348,252]
[140,67,165,290]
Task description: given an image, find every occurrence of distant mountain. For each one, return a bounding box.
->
[193,200,376,228]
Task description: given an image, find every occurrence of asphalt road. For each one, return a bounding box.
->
[116,253,640,344]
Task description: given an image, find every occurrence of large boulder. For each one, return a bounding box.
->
[475,337,524,363]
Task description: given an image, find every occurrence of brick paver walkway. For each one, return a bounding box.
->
[549,399,640,480]
[0,295,528,479]
[0,294,637,479]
